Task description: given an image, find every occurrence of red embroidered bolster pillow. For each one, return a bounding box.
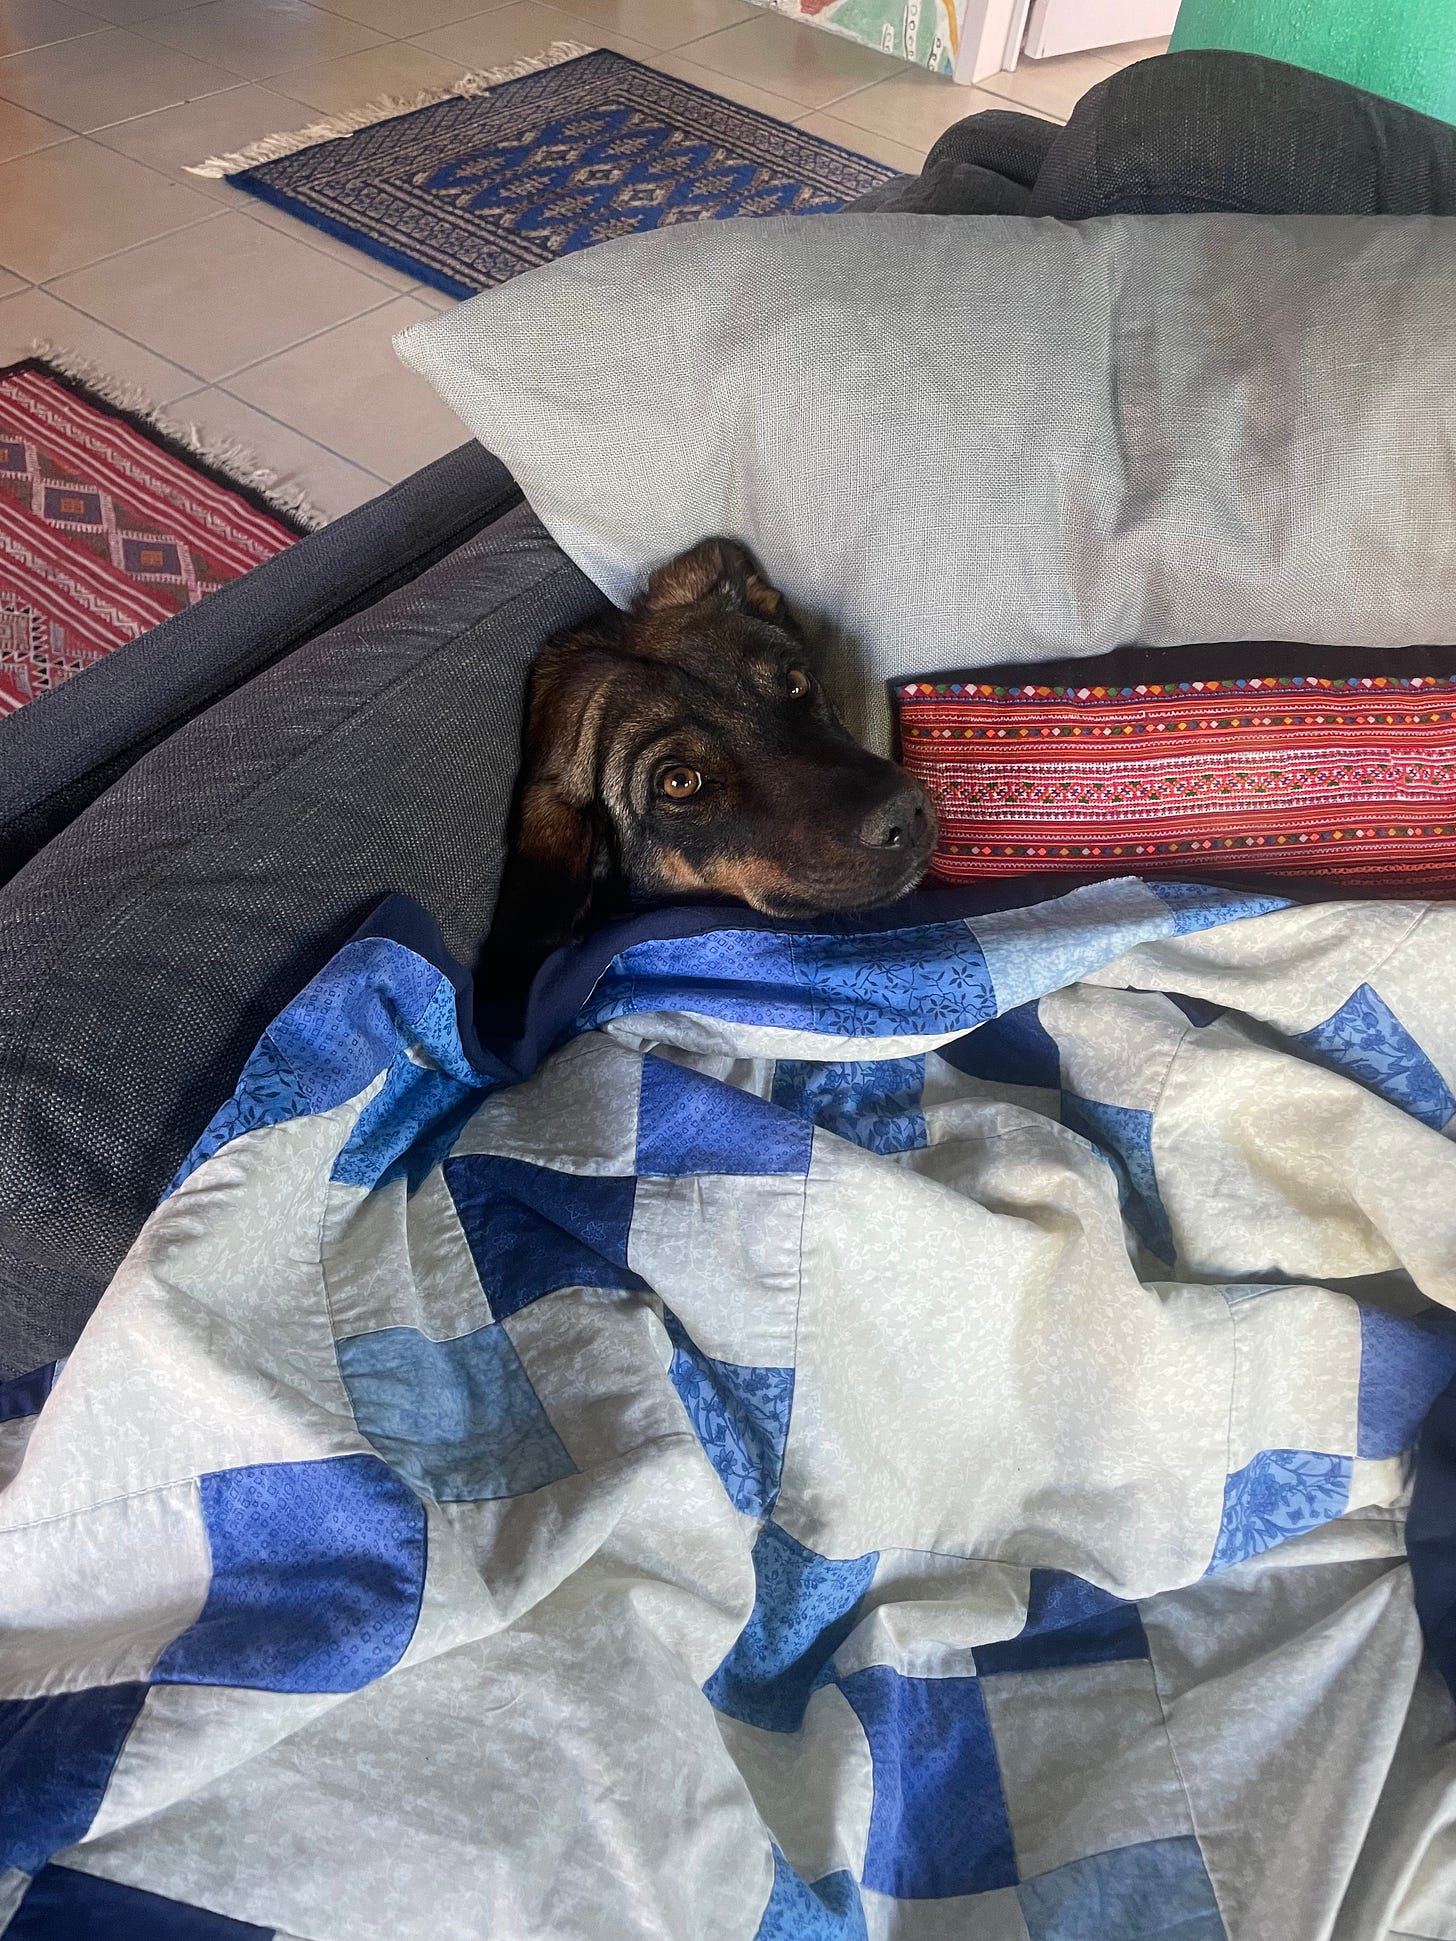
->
[894,645,1456,894]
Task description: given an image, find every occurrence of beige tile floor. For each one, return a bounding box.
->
[0,0,1163,519]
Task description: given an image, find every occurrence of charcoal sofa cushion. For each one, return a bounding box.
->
[0,503,603,1376]
[0,440,517,890]
[396,213,1456,753]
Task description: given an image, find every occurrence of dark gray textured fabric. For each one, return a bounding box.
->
[0,440,517,890]
[850,52,1456,222]
[1032,51,1456,216]
[848,108,1053,214]
[0,503,603,1376]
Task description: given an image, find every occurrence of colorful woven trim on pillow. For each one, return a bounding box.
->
[894,645,1456,893]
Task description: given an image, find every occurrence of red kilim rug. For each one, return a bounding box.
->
[0,358,304,717]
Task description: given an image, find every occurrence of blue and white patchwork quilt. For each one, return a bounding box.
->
[4,877,1456,1940]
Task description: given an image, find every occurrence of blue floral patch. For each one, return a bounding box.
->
[666,1314,793,1517]
[770,1055,927,1155]
[792,923,996,1038]
[1358,1304,1456,1460]
[334,976,491,1191]
[1296,983,1456,1131]
[1144,881,1291,935]
[1060,1094,1175,1264]
[705,1521,877,1733]
[637,1054,812,1176]
[1207,1448,1352,1573]
[755,1852,867,1940]
[167,1033,312,1194]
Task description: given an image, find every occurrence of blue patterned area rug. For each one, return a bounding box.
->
[218,49,897,299]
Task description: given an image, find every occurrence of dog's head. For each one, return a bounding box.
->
[491,537,935,979]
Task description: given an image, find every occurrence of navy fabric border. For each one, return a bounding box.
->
[10,1865,273,1939]
[0,1360,57,1422]
[473,873,1338,1077]
[351,893,514,1083]
[1408,1375,1456,1700]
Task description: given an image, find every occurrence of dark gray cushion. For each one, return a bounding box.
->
[0,440,520,890]
[0,503,604,1376]
[851,52,1456,223]
[1031,50,1456,216]
[848,108,1053,214]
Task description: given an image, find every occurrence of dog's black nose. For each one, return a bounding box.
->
[857,785,928,851]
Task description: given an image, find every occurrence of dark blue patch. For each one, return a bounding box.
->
[1060,1094,1175,1264]
[0,1362,59,1423]
[444,1155,644,1320]
[665,1313,792,1517]
[1166,993,1225,1029]
[1017,1833,1226,1939]
[0,438,26,472]
[636,1055,812,1178]
[770,1056,927,1155]
[754,1853,867,1939]
[153,1454,425,1692]
[973,1569,1148,1675]
[1296,983,1456,1131]
[0,1684,147,1874]
[9,1865,274,1939]
[1358,1305,1456,1460]
[1409,1374,1456,1702]
[838,1666,1018,1899]
[939,1000,1061,1090]
[1207,1449,1352,1573]
[705,1521,877,1733]
[337,1322,576,1502]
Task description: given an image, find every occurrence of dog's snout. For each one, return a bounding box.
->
[857,784,928,851]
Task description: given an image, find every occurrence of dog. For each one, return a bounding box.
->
[482,537,935,992]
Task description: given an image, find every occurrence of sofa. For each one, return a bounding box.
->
[2,47,1454,1379]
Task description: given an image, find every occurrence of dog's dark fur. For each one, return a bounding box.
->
[482,537,934,992]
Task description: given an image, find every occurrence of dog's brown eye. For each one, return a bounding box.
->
[658,765,702,800]
[786,667,812,699]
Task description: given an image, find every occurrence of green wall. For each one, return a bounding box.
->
[1171,0,1456,124]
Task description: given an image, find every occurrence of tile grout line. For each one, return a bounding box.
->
[206,284,418,386]
[0,278,217,397]
[26,203,225,290]
[185,380,392,486]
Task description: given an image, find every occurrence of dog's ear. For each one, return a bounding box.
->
[642,536,786,621]
[480,636,618,992]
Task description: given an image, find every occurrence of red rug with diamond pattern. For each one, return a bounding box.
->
[0,359,302,717]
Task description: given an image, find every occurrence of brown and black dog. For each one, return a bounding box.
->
[482,537,935,992]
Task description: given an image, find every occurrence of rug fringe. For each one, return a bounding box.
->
[28,344,329,532]
[185,40,594,178]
